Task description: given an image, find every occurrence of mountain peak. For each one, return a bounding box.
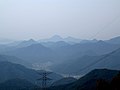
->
[16,39,38,48]
[21,39,37,43]
[48,35,63,42]
[26,39,36,43]
[51,35,63,39]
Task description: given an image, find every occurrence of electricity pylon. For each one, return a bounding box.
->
[37,71,52,90]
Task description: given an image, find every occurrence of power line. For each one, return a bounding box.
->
[75,48,120,75]
[90,13,120,40]
[74,13,120,75]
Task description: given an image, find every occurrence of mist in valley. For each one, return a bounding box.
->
[0,0,120,90]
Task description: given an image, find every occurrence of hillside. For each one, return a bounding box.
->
[5,44,56,64]
[0,54,30,67]
[52,77,77,86]
[0,79,36,90]
[53,48,120,75]
[0,61,63,85]
[50,69,120,90]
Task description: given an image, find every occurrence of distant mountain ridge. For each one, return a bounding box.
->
[15,39,38,48]
[41,41,70,49]
[5,43,56,63]
[0,38,14,44]
[53,48,120,75]
[2,37,120,71]
[39,35,82,44]
[106,36,120,44]
[0,36,120,74]
[0,54,30,67]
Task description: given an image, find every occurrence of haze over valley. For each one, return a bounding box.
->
[1,0,120,90]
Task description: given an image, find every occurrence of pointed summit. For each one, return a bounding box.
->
[16,39,38,48]
[25,39,37,44]
[49,35,63,42]
[21,39,37,44]
[28,39,35,42]
[50,35,63,39]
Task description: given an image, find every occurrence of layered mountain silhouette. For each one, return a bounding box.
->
[4,44,56,63]
[0,54,30,67]
[0,36,119,73]
[15,39,38,48]
[2,38,120,65]
[0,39,38,53]
[39,35,82,44]
[0,36,120,78]
[53,48,120,75]
[41,41,70,49]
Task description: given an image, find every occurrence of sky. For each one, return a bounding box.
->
[0,0,120,40]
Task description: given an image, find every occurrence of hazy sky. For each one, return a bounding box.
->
[0,0,120,40]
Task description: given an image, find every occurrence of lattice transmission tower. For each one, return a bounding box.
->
[37,71,52,90]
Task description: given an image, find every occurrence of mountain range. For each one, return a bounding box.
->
[39,35,82,44]
[52,47,120,75]
[0,36,120,75]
